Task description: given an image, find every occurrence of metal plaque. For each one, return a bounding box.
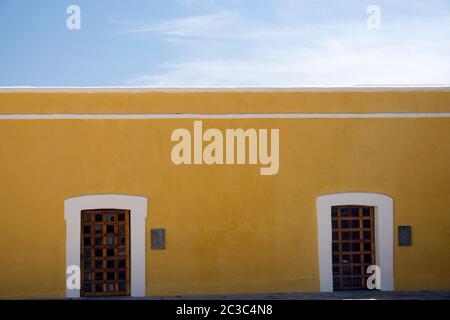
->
[398,226,412,246]
[151,228,166,250]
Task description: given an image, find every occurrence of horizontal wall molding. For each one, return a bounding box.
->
[1,113,450,120]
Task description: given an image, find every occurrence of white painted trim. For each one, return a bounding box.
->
[1,113,450,120]
[316,193,394,292]
[64,194,148,298]
[0,86,449,92]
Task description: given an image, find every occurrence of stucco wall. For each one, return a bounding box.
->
[0,90,449,298]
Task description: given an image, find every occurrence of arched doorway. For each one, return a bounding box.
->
[316,192,394,292]
[64,194,148,298]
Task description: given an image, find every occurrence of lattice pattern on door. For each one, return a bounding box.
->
[331,205,375,290]
[81,209,130,296]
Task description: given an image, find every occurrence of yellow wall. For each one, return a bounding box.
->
[1,89,450,114]
[0,90,449,298]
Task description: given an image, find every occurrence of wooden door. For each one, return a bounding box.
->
[80,209,130,296]
[331,205,376,290]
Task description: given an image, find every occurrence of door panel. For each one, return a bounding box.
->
[331,205,375,290]
[80,209,130,296]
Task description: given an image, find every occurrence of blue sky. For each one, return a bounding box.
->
[0,0,449,86]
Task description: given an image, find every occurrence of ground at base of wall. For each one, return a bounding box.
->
[68,291,450,300]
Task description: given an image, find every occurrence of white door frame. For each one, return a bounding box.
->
[64,194,148,298]
[316,192,394,292]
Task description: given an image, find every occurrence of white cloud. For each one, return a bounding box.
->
[124,5,450,86]
[124,12,236,38]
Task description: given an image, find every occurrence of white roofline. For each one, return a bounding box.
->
[0,86,449,93]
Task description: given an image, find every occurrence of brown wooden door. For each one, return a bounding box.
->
[331,205,376,290]
[80,209,130,296]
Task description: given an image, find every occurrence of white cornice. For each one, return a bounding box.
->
[0,86,450,93]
